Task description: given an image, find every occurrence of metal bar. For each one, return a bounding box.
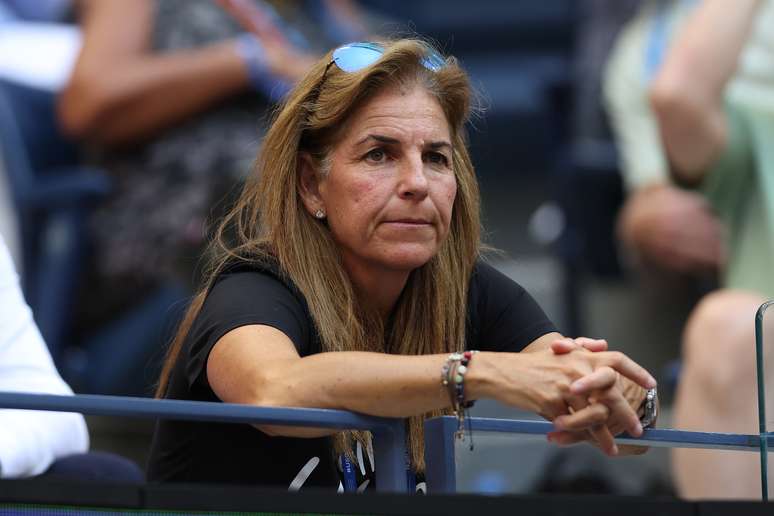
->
[424,416,459,493]
[424,416,774,494]
[0,392,408,493]
[463,417,772,452]
[755,301,773,500]
[372,422,408,493]
[0,392,394,430]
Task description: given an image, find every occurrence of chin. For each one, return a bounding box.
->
[377,246,438,271]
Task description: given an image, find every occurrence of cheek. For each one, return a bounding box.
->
[438,179,457,221]
[328,176,385,234]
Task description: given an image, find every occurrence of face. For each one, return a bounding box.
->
[302,85,457,276]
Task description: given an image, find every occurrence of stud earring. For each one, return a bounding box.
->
[315,209,325,219]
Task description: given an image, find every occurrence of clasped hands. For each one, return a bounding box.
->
[542,337,656,456]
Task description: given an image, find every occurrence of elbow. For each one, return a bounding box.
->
[648,80,724,184]
[233,370,296,410]
[57,75,112,141]
[648,76,702,137]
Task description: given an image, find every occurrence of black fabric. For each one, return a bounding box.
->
[146,259,556,490]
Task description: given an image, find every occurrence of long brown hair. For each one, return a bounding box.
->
[156,39,481,472]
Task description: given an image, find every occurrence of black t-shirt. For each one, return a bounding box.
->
[146,259,556,490]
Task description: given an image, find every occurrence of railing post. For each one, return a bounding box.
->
[372,419,407,493]
[423,417,458,494]
[755,300,773,501]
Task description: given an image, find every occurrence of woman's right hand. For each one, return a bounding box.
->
[470,345,656,455]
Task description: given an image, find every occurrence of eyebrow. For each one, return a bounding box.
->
[427,141,453,152]
[355,134,453,151]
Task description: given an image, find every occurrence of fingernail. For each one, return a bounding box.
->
[611,444,619,455]
[570,380,584,393]
[636,422,643,435]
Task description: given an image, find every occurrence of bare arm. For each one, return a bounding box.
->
[649,0,762,182]
[206,325,655,450]
[58,0,251,147]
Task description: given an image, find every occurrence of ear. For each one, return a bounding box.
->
[298,153,324,216]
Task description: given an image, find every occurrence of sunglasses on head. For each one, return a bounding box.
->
[325,41,446,75]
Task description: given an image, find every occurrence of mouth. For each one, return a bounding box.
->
[387,218,431,225]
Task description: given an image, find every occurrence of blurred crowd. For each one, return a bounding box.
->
[1,0,773,500]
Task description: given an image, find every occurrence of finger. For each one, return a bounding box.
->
[570,367,618,395]
[617,444,650,456]
[547,430,587,446]
[537,391,572,422]
[550,338,578,355]
[549,429,628,458]
[554,403,610,432]
[574,337,608,352]
[562,396,618,456]
[596,352,657,390]
[592,383,643,437]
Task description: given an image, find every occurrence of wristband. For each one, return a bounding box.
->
[234,33,291,101]
[442,350,478,449]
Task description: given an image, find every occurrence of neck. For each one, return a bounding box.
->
[342,258,411,320]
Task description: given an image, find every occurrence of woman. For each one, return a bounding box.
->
[147,39,657,491]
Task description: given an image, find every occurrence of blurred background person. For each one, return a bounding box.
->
[58,0,377,360]
[606,0,774,499]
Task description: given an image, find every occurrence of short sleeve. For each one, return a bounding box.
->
[184,270,313,390]
[466,261,558,353]
[699,103,754,223]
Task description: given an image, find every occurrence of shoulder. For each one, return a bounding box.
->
[202,258,312,340]
[466,259,557,353]
[212,257,305,304]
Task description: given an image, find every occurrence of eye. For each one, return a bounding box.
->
[425,151,450,168]
[364,148,387,164]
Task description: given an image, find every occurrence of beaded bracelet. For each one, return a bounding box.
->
[441,350,479,449]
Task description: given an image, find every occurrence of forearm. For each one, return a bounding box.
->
[256,352,454,418]
[59,41,250,147]
[654,0,761,104]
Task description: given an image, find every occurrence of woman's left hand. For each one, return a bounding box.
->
[547,338,649,455]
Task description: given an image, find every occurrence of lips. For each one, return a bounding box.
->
[387,218,431,224]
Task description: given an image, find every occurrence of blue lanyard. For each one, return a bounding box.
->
[341,455,358,492]
[340,452,416,493]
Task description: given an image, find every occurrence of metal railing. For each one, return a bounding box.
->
[0,392,407,492]
[424,416,774,497]
[1,393,771,497]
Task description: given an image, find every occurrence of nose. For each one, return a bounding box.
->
[397,154,429,201]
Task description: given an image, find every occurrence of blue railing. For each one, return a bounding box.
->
[424,416,774,497]
[1,391,771,497]
[0,392,406,493]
